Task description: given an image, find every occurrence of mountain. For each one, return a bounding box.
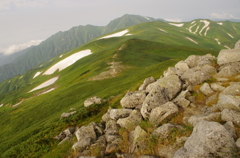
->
[0,15,239,157]
[0,14,159,83]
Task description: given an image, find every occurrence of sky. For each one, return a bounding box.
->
[0,0,239,55]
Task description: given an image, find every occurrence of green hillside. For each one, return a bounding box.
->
[0,17,239,158]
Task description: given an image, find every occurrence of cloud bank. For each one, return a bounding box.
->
[210,13,240,20]
[0,40,43,55]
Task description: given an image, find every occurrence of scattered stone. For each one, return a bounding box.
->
[210,83,225,91]
[216,77,229,82]
[217,94,240,111]
[139,155,160,158]
[216,62,240,77]
[236,138,240,149]
[120,91,146,109]
[200,83,214,95]
[138,76,156,91]
[217,49,240,65]
[109,109,132,120]
[102,109,111,123]
[84,96,103,107]
[201,105,218,114]
[60,111,77,119]
[117,110,143,131]
[158,145,177,158]
[184,55,200,68]
[205,94,218,106]
[116,153,135,158]
[173,90,191,108]
[220,82,240,96]
[105,143,119,154]
[163,67,176,77]
[152,123,182,138]
[221,109,240,125]
[173,121,237,158]
[223,121,237,140]
[75,123,97,142]
[175,61,189,76]
[149,102,178,126]
[72,137,92,151]
[188,113,221,126]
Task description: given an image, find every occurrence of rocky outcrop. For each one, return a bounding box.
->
[120,91,146,109]
[84,96,103,107]
[60,111,77,119]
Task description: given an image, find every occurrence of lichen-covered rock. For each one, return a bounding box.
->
[75,123,97,142]
[188,112,221,126]
[217,94,240,111]
[221,109,240,125]
[175,61,189,76]
[120,91,146,109]
[129,126,148,154]
[84,96,103,107]
[181,65,217,85]
[138,76,156,91]
[163,67,176,77]
[216,62,240,77]
[220,82,240,96]
[72,137,92,151]
[173,121,237,158]
[217,49,240,65]
[200,83,214,95]
[236,138,240,149]
[102,109,111,123]
[152,123,182,138]
[109,109,132,120]
[149,102,178,126]
[117,110,143,131]
[223,121,237,140]
[60,111,77,119]
[210,83,225,92]
[173,90,191,108]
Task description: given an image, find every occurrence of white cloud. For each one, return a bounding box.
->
[0,40,43,55]
[210,13,240,20]
[0,0,50,10]
[164,18,182,22]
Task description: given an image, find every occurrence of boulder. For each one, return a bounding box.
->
[55,126,76,141]
[173,121,237,158]
[129,126,148,154]
[149,102,178,126]
[117,110,143,130]
[90,135,106,153]
[220,82,240,96]
[175,61,189,76]
[184,54,215,68]
[188,112,221,126]
[236,138,240,149]
[105,120,119,136]
[234,40,240,49]
[72,137,92,151]
[210,83,225,92]
[152,123,182,138]
[216,62,240,77]
[75,123,97,142]
[109,109,132,120]
[173,90,191,108]
[217,94,240,111]
[120,91,146,109]
[184,55,200,68]
[181,65,217,85]
[139,155,160,158]
[221,109,240,125]
[60,111,77,119]
[217,49,240,65]
[200,83,214,95]
[223,121,237,140]
[138,76,156,91]
[141,85,168,119]
[206,94,218,106]
[102,109,111,123]
[163,67,176,77]
[84,96,103,107]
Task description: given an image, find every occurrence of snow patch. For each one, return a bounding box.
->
[33,72,42,79]
[39,88,56,95]
[204,27,210,36]
[43,49,92,75]
[224,45,231,49]
[233,26,236,30]
[191,21,196,24]
[199,20,210,36]
[59,55,63,58]
[29,77,59,93]
[169,23,184,27]
[158,28,168,33]
[193,26,200,34]
[214,38,221,45]
[188,23,197,34]
[227,33,234,38]
[217,22,223,25]
[125,33,132,36]
[186,37,198,44]
[99,29,129,39]
[0,104,3,107]
[12,102,22,107]
[143,16,151,21]
[20,76,23,79]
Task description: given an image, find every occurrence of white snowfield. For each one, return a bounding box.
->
[0,104,3,107]
[99,29,130,39]
[199,20,210,36]
[224,45,231,49]
[29,76,59,93]
[39,88,56,95]
[33,71,42,79]
[186,37,198,44]
[43,49,92,75]
[217,22,223,25]
[158,28,168,33]
[215,38,221,45]
[227,33,234,38]
[143,16,151,21]
[169,23,184,27]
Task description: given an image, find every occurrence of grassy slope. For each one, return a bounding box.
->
[0,20,238,157]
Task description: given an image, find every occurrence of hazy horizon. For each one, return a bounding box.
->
[0,0,239,55]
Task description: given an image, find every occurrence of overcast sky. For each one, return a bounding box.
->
[0,0,239,55]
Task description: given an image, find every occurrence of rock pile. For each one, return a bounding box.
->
[56,41,240,158]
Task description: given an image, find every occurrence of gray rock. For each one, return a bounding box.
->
[138,76,156,91]
[60,111,77,119]
[206,94,218,106]
[217,49,240,65]
[84,96,103,107]
[158,145,177,158]
[163,67,176,77]
[236,138,240,149]
[117,110,143,130]
[188,112,221,126]
[200,83,214,95]
[220,82,240,96]
[173,90,191,108]
[201,105,218,114]
[102,109,111,123]
[105,120,118,136]
[139,155,160,158]
[184,55,200,68]
[175,61,189,76]
[55,126,76,140]
[152,123,182,138]
[210,83,225,92]
[72,137,92,151]
[141,85,168,119]
[149,102,178,126]
[216,62,240,77]
[75,123,97,142]
[90,135,106,152]
[217,94,240,111]
[221,109,240,125]
[184,54,215,68]
[129,126,148,154]
[234,40,240,49]
[223,121,237,140]
[120,91,146,109]
[116,153,135,158]
[173,121,237,158]
[109,109,132,120]
[105,143,119,154]
[181,65,217,85]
